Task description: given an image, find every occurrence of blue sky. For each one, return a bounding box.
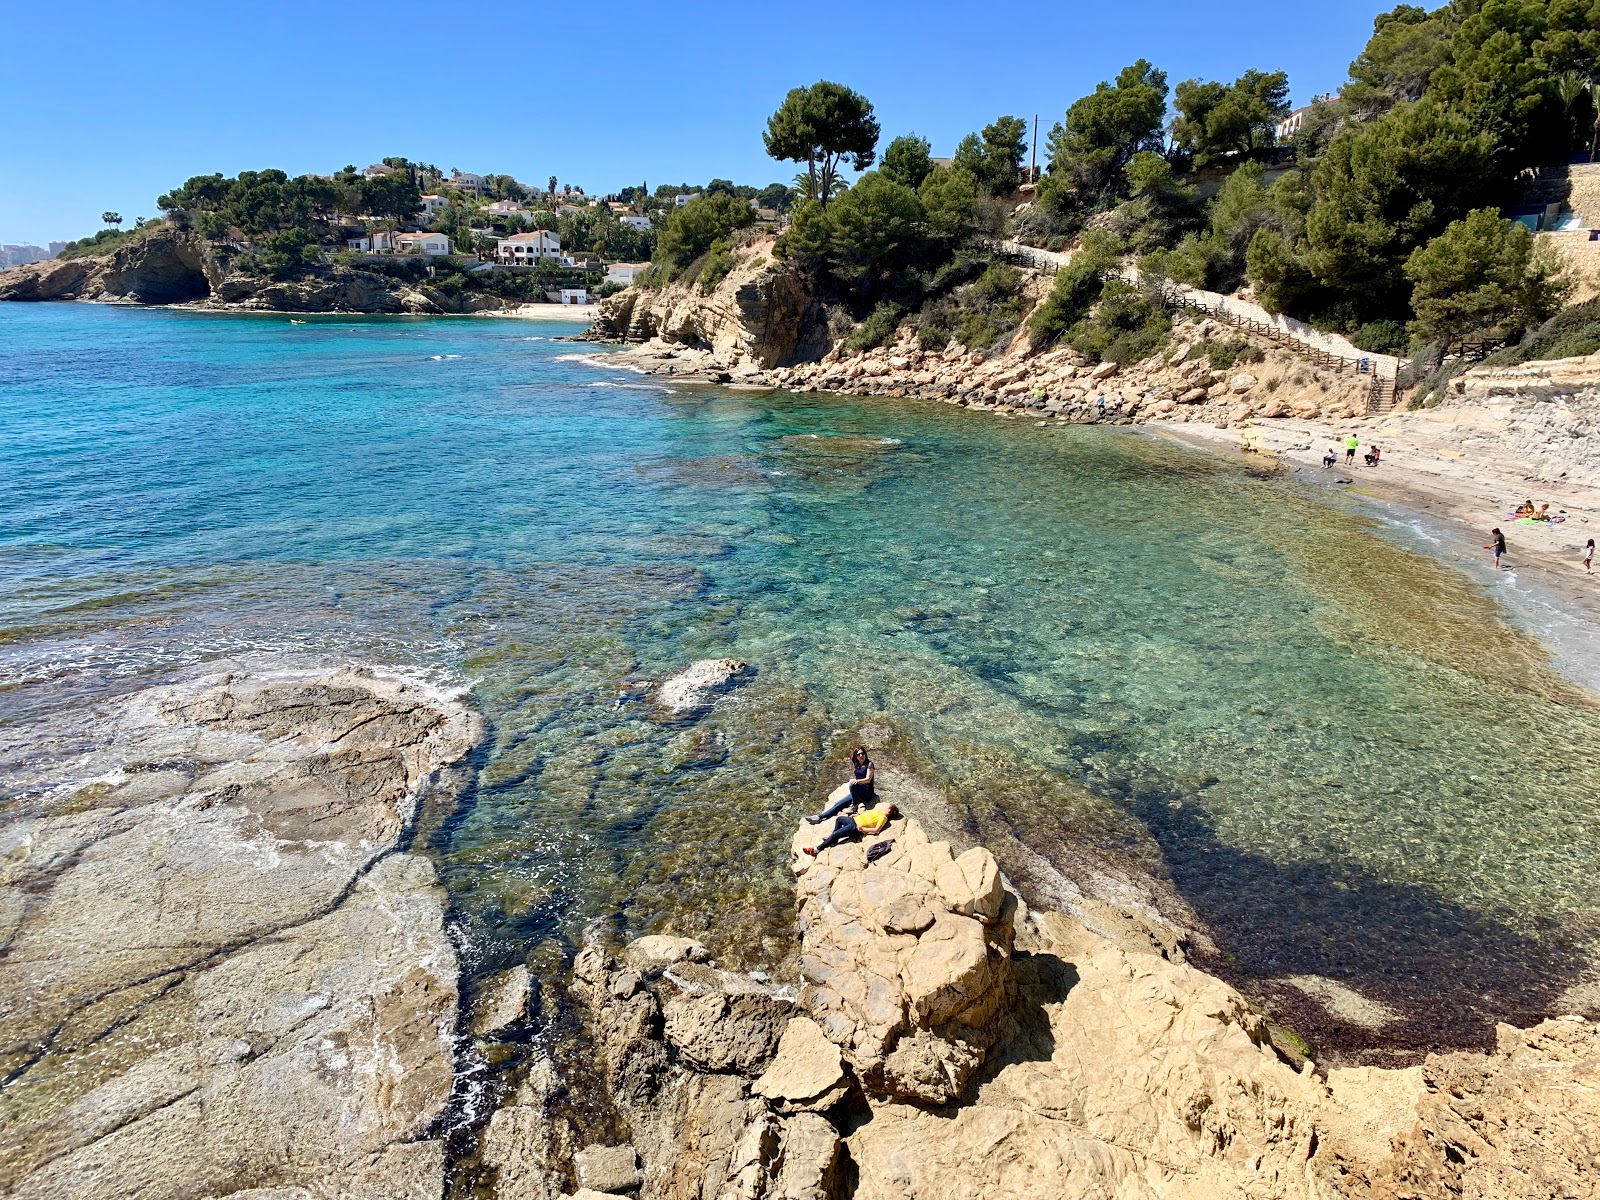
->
[1,0,1383,246]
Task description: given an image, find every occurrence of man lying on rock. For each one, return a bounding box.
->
[801,804,898,857]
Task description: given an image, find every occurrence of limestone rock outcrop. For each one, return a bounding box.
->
[485,806,1600,1200]
[0,227,218,304]
[592,236,831,369]
[790,817,1014,1103]
[0,667,481,1200]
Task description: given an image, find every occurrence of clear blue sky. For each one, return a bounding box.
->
[1,0,1383,246]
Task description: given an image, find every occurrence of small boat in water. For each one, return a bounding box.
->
[289,319,306,325]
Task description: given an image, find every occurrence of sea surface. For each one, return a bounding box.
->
[4,302,1599,1054]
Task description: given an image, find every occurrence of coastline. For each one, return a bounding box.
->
[1150,416,1600,695]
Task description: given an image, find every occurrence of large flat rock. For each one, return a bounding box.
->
[0,667,480,1199]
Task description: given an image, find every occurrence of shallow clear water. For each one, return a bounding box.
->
[4,302,1599,1051]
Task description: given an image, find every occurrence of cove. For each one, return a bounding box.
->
[3,302,1597,1055]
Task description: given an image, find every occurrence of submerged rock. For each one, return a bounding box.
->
[0,667,480,1200]
[653,658,752,716]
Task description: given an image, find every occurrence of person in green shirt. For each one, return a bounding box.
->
[1344,433,1360,464]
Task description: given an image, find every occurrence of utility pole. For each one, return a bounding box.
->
[1030,114,1039,181]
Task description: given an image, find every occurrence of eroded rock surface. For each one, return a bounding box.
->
[0,667,480,1199]
[478,809,1600,1200]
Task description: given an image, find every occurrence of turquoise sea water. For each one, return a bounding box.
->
[5,302,1600,1055]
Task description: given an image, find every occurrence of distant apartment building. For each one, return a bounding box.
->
[446,172,488,194]
[48,241,67,256]
[496,230,562,263]
[0,244,53,267]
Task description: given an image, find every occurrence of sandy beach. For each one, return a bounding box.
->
[479,302,598,322]
[1153,410,1600,688]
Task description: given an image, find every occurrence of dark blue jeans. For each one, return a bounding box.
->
[817,815,859,851]
[812,791,856,822]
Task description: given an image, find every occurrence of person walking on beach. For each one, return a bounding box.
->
[1585,539,1594,573]
[1345,433,1360,464]
[1486,527,1507,570]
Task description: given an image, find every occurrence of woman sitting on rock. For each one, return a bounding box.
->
[802,804,898,857]
[804,746,876,825]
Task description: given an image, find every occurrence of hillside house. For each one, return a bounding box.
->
[605,262,648,285]
[620,215,653,231]
[483,200,526,219]
[361,164,397,179]
[447,172,488,194]
[497,230,562,263]
[674,192,702,207]
[396,231,453,255]
[419,195,449,224]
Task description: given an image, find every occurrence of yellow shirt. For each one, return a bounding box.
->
[856,808,890,835]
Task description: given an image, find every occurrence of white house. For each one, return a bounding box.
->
[620,214,652,231]
[483,199,525,218]
[346,235,373,253]
[361,163,397,179]
[420,194,449,221]
[674,192,702,207]
[497,230,562,263]
[447,172,488,194]
[559,288,589,305]
[605,262,649,286]
[396,231,453,255]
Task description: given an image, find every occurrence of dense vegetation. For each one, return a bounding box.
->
[696,3,1600,363]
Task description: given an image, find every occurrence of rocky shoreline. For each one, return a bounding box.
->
[0,227,575,316]
[0,667,480,1199]
[476,797,1600,1200]
[5,663,1600,1198]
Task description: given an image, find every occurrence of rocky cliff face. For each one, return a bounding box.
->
[0,667,481,1200]
[592,237,833,370]
[1434,353,1600,490]
[0,228,512,314]
[0,226,220,304]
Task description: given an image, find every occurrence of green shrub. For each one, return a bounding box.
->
[1479,299,1600,366]
[57,226,149,260]
[1067,279,1172,364]
[1351,319,1410,354]
[699,239,734,293]
[1028,231,1124,348]
[846,301,905,352]
[1206,337,1249,369]
[916,263,1028,354]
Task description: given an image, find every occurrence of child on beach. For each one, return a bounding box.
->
[1586,540,1594,573]
[1486,528,1506,570]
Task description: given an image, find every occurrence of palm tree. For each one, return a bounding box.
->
[1555,71,1590,156]
[101,211,122,228]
